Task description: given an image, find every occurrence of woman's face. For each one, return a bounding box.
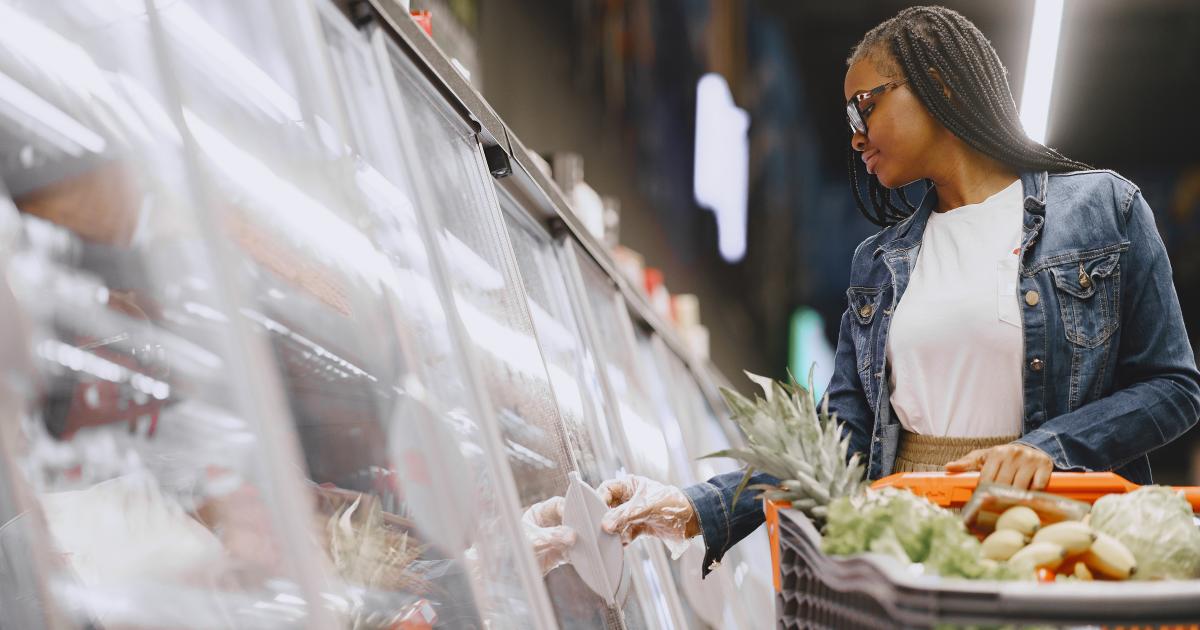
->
[844,55,949,189]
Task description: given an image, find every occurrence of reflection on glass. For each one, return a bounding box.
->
[0,3,337,628]
[314,6,556,628]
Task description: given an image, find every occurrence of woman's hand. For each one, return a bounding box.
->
[521,496,577,575]
[944,443,1054,490]
[598,475,699,545]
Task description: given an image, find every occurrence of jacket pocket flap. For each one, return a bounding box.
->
[847,286,883,324]
[1050,253,1120,298]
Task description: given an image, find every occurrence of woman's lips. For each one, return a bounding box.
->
[863,151,880,174]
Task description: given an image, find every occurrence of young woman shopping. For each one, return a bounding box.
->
[590,5,1200,577]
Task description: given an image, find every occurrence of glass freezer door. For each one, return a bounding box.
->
[559,241,692,629]
[0,3,339,628]
[656,346,776,630]
[309,5,560,627]
[501,192,695,630]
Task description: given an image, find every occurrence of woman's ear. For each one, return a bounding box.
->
[927,67,959,106]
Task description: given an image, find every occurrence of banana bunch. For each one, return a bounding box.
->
[702,371,866,523]
[979,506,1137,580]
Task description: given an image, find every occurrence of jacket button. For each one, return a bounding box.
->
[1030,358,1044,372]
[1079,265,1092,288]
[1024,290,1040,306]
[859,304,875,319]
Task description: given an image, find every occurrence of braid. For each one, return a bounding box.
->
[846,6,1091,227]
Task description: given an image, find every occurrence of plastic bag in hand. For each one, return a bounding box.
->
[521,496,577,575]
[598,475,694,558]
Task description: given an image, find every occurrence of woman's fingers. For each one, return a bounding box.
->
[979,450,1003,485]
[1011,462,1035,490]
[598,478,633,508]
[944,449,986,472]
[1031,461,1052,490]
[951,444,1055,489]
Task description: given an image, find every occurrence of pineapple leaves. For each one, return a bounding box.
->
[702,368,868,523]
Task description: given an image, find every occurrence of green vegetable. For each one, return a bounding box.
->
[1089,486,1200,580]
[822,487,1018,580]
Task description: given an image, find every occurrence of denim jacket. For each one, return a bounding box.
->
[684,170,1200,576]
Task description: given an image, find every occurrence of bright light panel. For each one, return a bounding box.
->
[693,73,750,263]
[1019,0,1065,144]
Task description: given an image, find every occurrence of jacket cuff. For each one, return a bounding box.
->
[682,481,730,578]
[1014,430,1086,471]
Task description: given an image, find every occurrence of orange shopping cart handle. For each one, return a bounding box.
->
[870,471,1200,513]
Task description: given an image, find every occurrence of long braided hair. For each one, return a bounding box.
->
[847,6,1091,227]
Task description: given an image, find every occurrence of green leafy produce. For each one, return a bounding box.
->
[1088,486,1200,580]
[823,487,1017,580]
[701,370,866,523]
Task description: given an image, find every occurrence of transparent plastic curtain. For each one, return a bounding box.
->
[0,1,341,627]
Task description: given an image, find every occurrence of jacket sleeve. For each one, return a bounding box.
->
[1016,191,1200,471]
[682,470,778,578]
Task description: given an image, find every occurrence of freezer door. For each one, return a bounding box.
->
[162,2,555,627]
[0,2,342,628]
[503,195,698,629]
[559,241,697,629]
[658,348,777,630]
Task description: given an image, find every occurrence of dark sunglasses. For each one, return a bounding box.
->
[846,80,907,135]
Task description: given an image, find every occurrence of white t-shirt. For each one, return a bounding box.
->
[886,178,1025,437]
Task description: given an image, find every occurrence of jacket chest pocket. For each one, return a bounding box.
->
[1049,252,1121,348]
[846,286,884,373]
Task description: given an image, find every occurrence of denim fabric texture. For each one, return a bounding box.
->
[685,170,1200,576]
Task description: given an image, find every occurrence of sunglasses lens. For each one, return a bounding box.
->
[846,103,865,134]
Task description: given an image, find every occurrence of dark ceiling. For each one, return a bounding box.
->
[762,0,1200,175]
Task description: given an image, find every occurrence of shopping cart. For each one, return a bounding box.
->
[764,472,1200,629]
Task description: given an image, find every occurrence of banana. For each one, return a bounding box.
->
[1008,542,1067,571]
[1031,521,1096,555]
[980,529,1027,561]
[1082,533,1137,580]
[996,506,1041,536]
[1073,561,1093,581]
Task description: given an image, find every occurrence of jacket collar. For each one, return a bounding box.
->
[874,171,1048,258]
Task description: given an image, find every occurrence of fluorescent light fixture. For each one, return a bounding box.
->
[693,73,750,263]
[1019,0,1065,144]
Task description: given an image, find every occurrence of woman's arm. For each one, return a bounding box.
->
[682,470,779,577]
[682,297,875,576]
[826,304,877,461]
[1014,191,1200,471]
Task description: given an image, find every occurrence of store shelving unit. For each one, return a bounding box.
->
[0,1,772,628]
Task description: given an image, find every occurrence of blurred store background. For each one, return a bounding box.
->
[413,0,1200,482]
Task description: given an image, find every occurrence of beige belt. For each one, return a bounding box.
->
[892,430,1020,473]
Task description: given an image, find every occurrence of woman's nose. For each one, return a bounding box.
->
[850,131,868,152]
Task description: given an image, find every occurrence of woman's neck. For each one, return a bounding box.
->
[928,144,1020,213]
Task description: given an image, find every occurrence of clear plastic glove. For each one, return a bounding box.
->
[598,475,698,559]
[521,496,577,575]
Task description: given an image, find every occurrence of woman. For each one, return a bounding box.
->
[592,6,1200,577]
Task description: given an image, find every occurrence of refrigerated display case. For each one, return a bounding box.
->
[179,2,558,627]
[502,187,708,629]
[0,1,775,627]
[638,331,778,630]
[0,2,340,628]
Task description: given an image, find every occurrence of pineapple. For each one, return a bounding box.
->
[701,370,866,523]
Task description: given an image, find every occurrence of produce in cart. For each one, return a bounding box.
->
[707,373,1188,584]
[1087,486,1200,580]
